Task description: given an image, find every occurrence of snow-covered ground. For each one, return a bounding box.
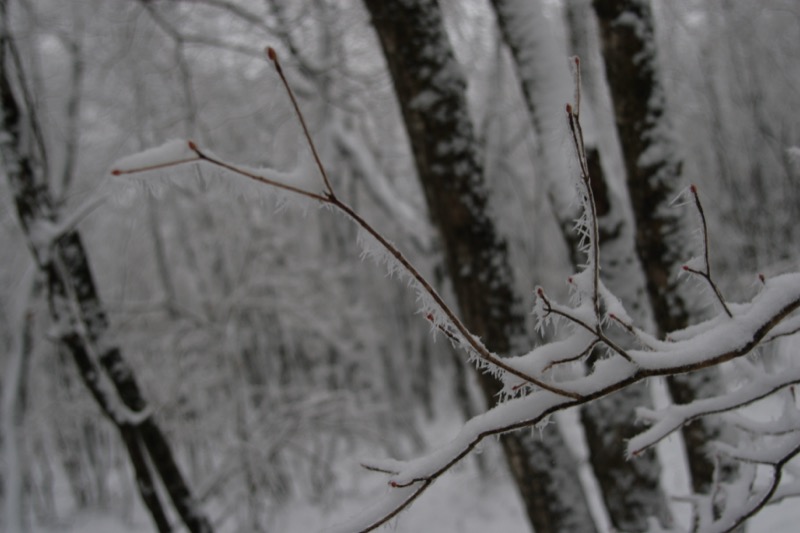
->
[27,356,800,533]
[29,413,800,533]
[33,451,529,533]
[31,461,800,533]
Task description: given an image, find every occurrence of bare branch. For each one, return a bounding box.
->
[267,47,335,198]
[682,185,733,318]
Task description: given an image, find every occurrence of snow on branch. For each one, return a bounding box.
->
[629,364,800,456]
[111,139,199,174]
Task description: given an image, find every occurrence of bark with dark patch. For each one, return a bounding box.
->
[490,0,671,528]
[363,1,597,531]
[593,0,734,497]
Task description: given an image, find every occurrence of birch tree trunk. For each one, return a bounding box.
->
[490,0,671,528]
[0,3,212,531]
[592,0,736,498]
[363,1,597,531]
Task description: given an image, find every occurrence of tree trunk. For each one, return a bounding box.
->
[363,1,597,531]
[489,1,671,529]
[2,269,35,533]
[0,4,212,531]
[592,0,736,498]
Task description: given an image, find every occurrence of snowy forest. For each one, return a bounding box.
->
[2,0,800,532]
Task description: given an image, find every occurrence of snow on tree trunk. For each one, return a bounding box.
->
[0,7,212,532]
[363,1,597,531]
[491,0,671,529]
[592,0,736,497]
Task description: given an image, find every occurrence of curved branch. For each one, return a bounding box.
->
[629,367,800,456]
[111,142,583,400]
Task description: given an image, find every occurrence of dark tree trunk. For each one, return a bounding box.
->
[363,1,597,531]
[0,4,212,531]
[593,0,735,497]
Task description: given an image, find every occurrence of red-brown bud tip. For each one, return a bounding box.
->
[111,169,122,176]
[187,140,197,151]
[758,273,766,283]
[682,265,690,271]
[690,184,697,194]
[537,287,545,297]
[389,481,399,488]
[566,103,573,114]
[567,276,574,284]
[267,47,278,62]
[425,313,434,322]
[574,56,580,67]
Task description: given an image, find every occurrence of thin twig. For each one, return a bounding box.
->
[188,142,329,202]
[306,196,583,399]
[566,99,601,323]
[541,340,600,373]
[538,288,634,364]
[722,444,800,532]
[111,157,200,177]
[684,185,732,318]
[571,56,581,119]
[262,50,582,400]
[267,47,335,197]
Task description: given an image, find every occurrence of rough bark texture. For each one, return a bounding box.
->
[0,5,212,531]
[490,1,671,529]
[593,0,734,496]
[363,1,597,531]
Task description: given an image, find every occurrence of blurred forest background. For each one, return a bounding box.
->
[1,0,799,531]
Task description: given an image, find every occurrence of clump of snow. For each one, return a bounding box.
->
[108,141,321,214]
[110,139,198,174]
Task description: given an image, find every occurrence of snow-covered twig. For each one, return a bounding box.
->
[629,364,800,456]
